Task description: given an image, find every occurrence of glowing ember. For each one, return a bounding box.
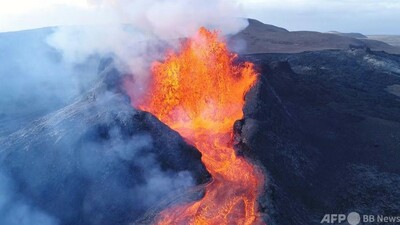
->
[138,27,265,225]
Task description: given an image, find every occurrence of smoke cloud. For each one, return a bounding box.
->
[47,0,248,100]
[0,0,245,224]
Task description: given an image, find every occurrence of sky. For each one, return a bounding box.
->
[0,0,399,35]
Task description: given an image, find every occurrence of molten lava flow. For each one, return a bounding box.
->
[138,27,265,225]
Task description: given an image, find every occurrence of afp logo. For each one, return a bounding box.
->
[321,212,361,225]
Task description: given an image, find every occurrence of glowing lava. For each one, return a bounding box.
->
[138,27,265,225]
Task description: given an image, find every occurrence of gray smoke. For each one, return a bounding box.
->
[0,0,246,224]
[0,84,201,224]
[0,28,100,136]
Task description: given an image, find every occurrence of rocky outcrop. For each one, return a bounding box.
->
[235,49,400,224]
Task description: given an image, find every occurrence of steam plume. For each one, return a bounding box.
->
[0,1,248,224]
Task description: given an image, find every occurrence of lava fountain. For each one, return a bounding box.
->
[138,27,265,225]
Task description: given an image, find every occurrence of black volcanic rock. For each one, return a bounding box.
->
[236,49,400,224]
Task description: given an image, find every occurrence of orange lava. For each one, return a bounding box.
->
[138,27,265,225]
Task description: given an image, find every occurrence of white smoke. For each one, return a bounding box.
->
[47,0,249,97]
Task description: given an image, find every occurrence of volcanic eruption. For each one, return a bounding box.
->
[137,27,265,225]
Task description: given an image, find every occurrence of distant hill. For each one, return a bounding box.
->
[230,19,400,55]
[327,31,367,39]
[367,35,400,47]
[243,18,289,33]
